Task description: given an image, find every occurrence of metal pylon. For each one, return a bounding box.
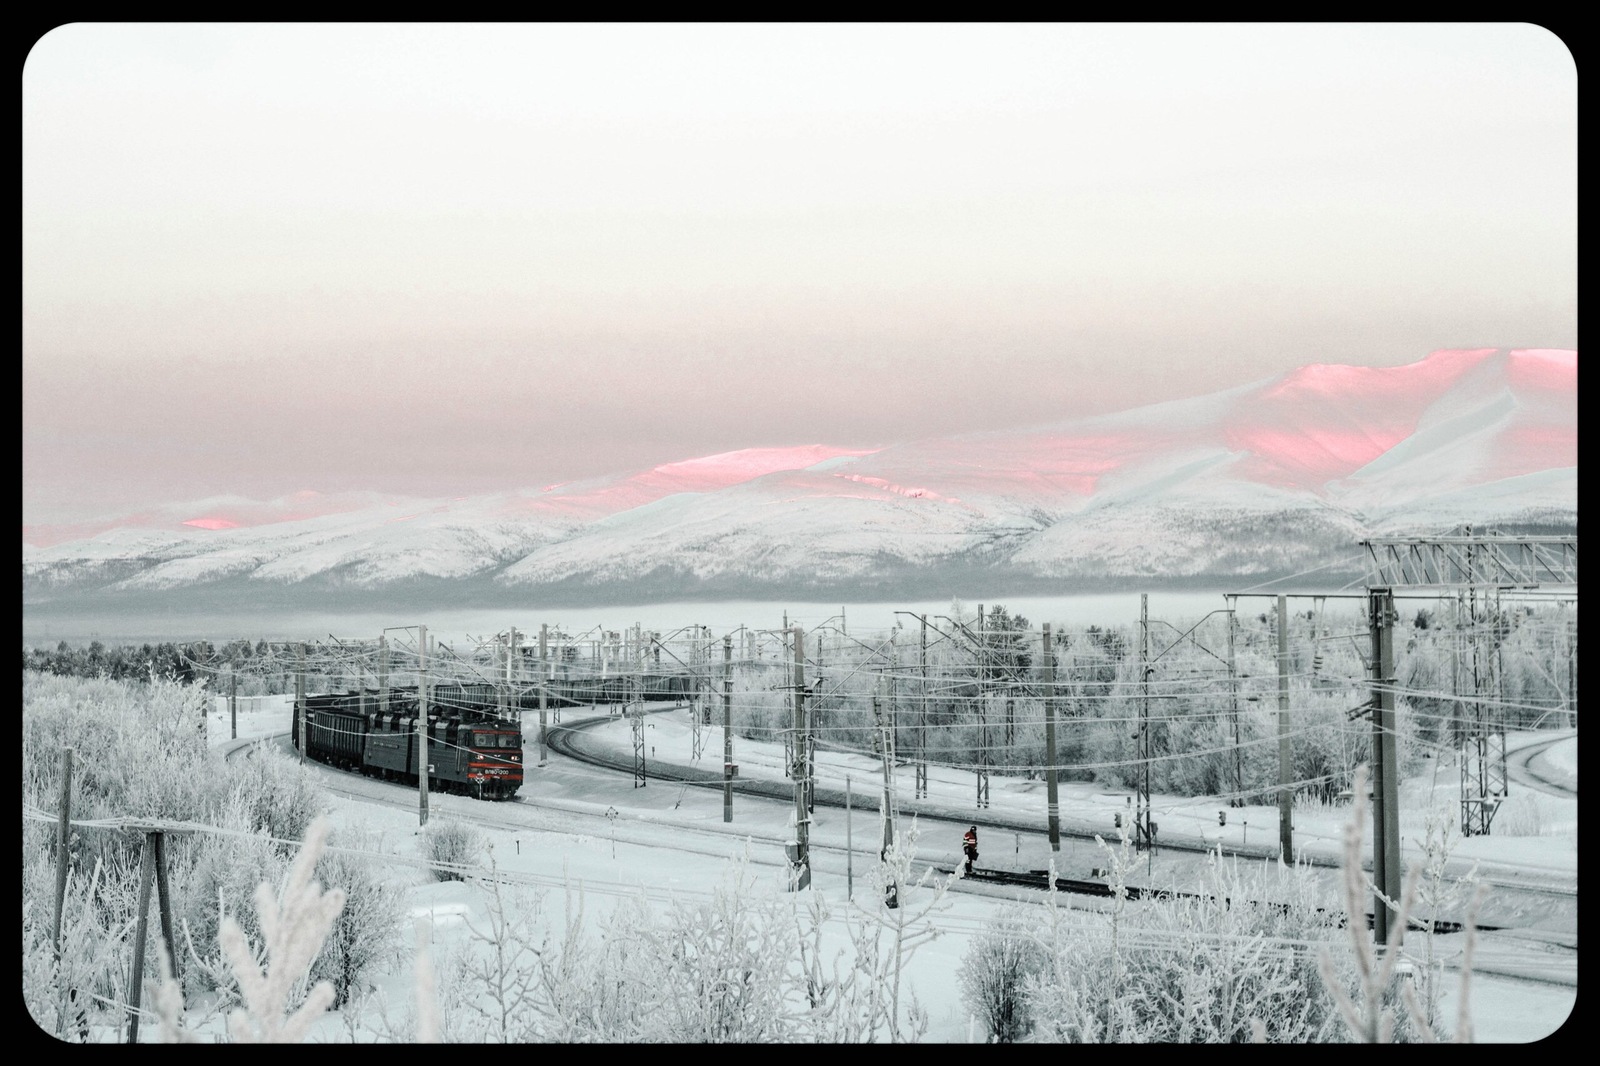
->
[1459,585,1509,835]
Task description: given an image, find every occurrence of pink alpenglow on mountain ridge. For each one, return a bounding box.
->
[20,349,1575,555]
[505,444,882,521]
[1222,349,1488,489]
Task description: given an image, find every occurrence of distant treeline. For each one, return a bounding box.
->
[21,638,282,689]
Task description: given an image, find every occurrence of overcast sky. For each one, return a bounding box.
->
[22,23,1576,532]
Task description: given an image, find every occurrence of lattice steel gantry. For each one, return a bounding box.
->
[1362,531,1576,837]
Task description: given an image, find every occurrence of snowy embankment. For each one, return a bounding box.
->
[196,692,1575,1042]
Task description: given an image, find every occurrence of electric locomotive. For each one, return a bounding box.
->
[301,686,524,800]
[298,669,694,800]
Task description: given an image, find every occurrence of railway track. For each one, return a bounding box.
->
[545,709,1578,902]
[939,866,1498,934]
[231,718,1575,989]
[1506,730,1577,799]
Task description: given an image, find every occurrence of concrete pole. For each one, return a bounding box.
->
[1140,593,1151,851]
[539,624,549,767]
[1369,588,1403,945]
[1043,623,1061,852]
[418,624,430,827]
[1277,595,1293,861]
[378,635,389,714]
[295,644,306,759]
[873,692,895,860]
[790,625,810,890]
[919,616,929,799]
[1226,602,1241,805]
[846,774,854,901]
[723,635,734,823]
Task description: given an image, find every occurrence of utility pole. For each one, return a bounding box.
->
[1226,601,1243,806]
[691,628,705,762]
[631,625,647,788]
[418,625,430,827]
[1277,595,1293,860]
[846,773,854,901]
[1569,615,1578,729]
[976,605,989,810]
[230,669,238,741]
[723,634,734,823]
[1138,594,1152,851]
[1368,588,1402,944]
[1043,623,1061,852]
[875,683,900,909]
[497,631,509,717]
[538,624,549,767]
[789,625,811,890]
[1005,698,1015,772]
[918,616,929,799]
[378,635,389,714]
[295,644,306,759]
[889,627,900,767]
[873,691,895,859]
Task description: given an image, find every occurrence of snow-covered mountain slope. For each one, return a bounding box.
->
[23,349,1576,605]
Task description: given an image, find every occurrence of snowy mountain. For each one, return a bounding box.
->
[22,348,1577,608]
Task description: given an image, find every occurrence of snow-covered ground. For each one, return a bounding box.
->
[207,695,1577,1043]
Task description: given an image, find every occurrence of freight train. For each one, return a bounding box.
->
[297,672,697,800]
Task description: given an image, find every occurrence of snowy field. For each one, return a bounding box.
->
[201,694,1576,1043]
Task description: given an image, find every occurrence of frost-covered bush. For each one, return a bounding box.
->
[149,817,348,1044]
[21,846,140,1042]
[23,670,219,870]
[636,860,795,1041]
[228,742,329,843]
[421,819,483,882]
[1024,828,1346,1042]
[311,828,406,1009]
[958,903,1048,1042]
[177,790,294,1002]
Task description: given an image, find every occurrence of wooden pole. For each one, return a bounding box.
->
[52,748,72,959]
[125,832,157,1043]
[153,833,177,987]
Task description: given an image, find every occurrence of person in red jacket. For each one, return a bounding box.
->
[963,825,979,875]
